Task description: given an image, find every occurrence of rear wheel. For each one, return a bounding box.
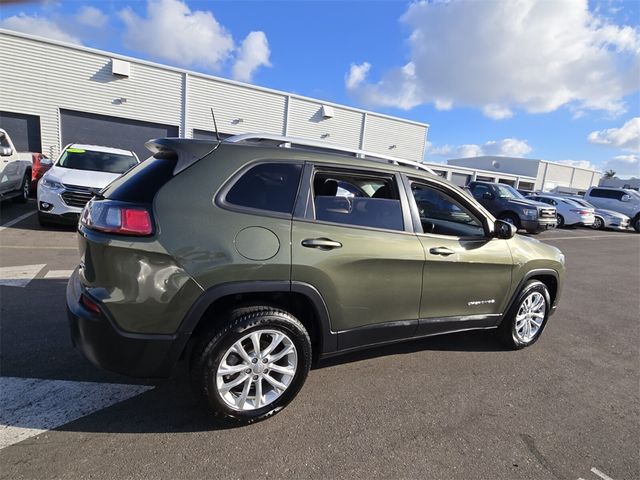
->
[592,216,604,230]
[190,306,312,425]
[12,172,30,203]
[556,214,565,228]
[499,213,520,230]
[499,280,551,349]
[633,215,640,233]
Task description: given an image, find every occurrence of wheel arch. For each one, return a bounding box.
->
[177,281,337,363]
[501,269,559,322]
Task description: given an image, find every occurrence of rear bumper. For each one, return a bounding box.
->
[66,269,185,378]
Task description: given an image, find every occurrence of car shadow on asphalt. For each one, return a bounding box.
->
[2,277,509,435]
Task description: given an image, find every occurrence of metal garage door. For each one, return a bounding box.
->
[60,110,178,160]
[0,111,41,152]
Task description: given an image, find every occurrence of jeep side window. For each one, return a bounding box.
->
[0,132,10,149]
[312,169,404,231]
[411,182,485,237]
[226,162,303,214]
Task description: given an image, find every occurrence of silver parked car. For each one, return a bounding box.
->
[568,197,631,231]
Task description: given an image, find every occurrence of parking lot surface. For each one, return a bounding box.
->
[1,200,638,480]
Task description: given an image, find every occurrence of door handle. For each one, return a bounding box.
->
[301,238,342,250]
[429,246,455,256]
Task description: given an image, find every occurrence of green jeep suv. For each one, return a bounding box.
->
[67,134,565,424]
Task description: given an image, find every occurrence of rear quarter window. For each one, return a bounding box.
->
[225,162,302,215]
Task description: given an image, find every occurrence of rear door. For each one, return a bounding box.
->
[291,163,424,350]
[405,176,513,336]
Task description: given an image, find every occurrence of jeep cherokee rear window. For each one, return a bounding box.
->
[226,162,302,214]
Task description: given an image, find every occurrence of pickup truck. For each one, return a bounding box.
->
[0,128,33,203]
[467,181,557,234]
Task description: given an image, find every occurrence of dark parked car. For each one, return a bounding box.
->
[467,181,557,234]
[67,134,565,424]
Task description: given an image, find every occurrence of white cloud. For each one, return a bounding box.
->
[588,117,640,152]
[555,159,599,170]
[76,6,108,28]
[347,0,640,118]
[119,0,235,70]
[0,13,81,44]
[232,31,271,82]
[427,138,532,158]
[603,154,640,177]
[345,62,371,90]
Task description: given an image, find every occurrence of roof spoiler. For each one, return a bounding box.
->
[145,138,221,175]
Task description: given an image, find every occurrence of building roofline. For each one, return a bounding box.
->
[0,28,429,130]
[446,155,602,174]
[424,162,537,180]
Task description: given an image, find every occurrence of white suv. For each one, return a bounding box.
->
[37,144,139,226]
[584,187,640,233]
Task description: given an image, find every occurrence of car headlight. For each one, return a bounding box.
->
[523,208,538,217]
[559,252,565,265]
[41,178,64,190]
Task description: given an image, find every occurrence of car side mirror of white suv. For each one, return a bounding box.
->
[0,146,13,157]
[621,194,631,202]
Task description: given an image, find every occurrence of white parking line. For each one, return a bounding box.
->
[44,269,74,279]
[591,467,615,480]
[0,377,153,449]
[0,264,46,287]
[0,211,36,232]
[543,234,637,240]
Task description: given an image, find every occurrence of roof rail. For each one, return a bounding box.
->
[225,133,435,175]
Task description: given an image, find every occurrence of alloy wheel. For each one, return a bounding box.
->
[514,291,546,343]
[216,329,298,411]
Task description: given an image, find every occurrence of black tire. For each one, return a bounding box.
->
[498,212,521,230]
[499,280,551,350]
[633,215,640,233]
[592,216,605,230]
[525,229,540,235]
[12,172,30,203]
[190,306,312,425]
[556,214,565,228]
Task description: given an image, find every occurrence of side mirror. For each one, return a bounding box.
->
[621,194,631,202]
[493,219,517,239]
[482,191,495,200]
[0,146,13,157]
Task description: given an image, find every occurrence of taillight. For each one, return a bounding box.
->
[81,199,153,236]
[570,209,591,215]
[80,294,102,315]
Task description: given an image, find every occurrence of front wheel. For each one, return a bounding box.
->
[499,280,551,349]
[499,213,521,230]
[633,216,640,233]
[190,306,312,425]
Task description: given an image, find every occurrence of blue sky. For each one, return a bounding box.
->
[1,0,639,177]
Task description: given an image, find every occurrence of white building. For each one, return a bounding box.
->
[0,29,429,161]
[446,156,601,193]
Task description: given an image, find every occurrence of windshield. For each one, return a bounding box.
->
[626,190,640,200]
[57,148,138,174]
[495,184,525,199]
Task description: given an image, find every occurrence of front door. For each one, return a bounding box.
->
[291,164,424,350]
[406,177,513,336]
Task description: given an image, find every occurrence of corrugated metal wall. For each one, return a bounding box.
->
[364,115,426,162]
[287,98,363,150]
[0,30,428,162]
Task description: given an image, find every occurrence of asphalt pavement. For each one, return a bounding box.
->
[1,199,638,480]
